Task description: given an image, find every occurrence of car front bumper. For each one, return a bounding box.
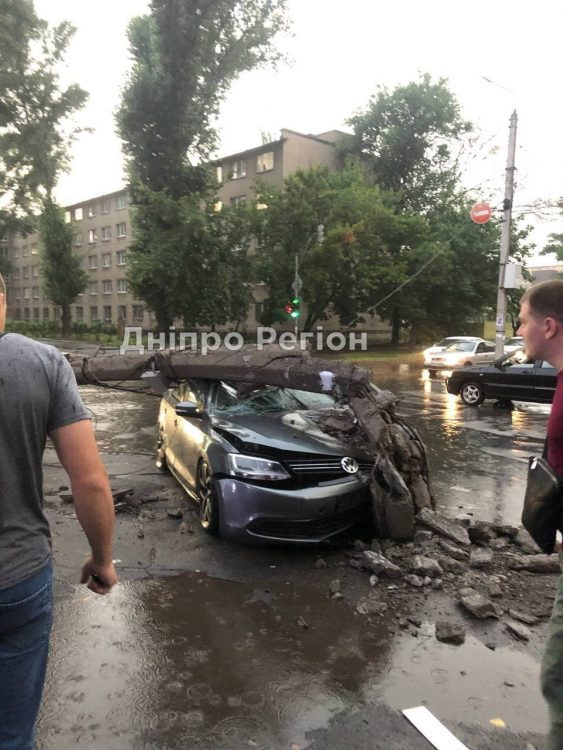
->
[215,475,372,544]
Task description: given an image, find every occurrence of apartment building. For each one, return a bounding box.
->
[4,127,390,339]
[5,189,151,328]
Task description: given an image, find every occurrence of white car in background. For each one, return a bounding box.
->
[423,336,484,367]
[425,339,497,373]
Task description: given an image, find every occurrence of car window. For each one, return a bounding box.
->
[444,341,475,352]
[505,337,523,346]
[540,360,555,369]
[175,379,206,410]
[210,382,334,415]
[476,343,486,352]
[484,343,496,352]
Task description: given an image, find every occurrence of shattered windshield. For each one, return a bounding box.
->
[211,382,335,415]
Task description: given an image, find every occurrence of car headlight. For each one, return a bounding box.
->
[227,454,290,481]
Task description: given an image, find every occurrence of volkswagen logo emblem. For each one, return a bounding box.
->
[341,456,359,474]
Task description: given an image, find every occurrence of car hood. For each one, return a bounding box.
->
[210,410,368,459]
[448,363,496,378]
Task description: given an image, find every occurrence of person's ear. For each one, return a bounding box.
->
[545,316,560,339]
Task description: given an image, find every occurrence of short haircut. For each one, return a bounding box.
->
[522,280,563,323]
[0,274,5,298]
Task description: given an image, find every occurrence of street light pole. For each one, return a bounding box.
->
[494,110,518,357]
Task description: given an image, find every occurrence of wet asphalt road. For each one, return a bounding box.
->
[37,360,552,749]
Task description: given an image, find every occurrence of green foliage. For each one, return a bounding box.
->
[127,185,256,328]
[346,73,472,215]
[0,0,87,235]
[253,165,427,329]
[117,0,288,329]
[39,200,89,334]
[542,232,563,263]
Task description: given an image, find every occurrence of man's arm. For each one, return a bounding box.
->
[50,420,117,594]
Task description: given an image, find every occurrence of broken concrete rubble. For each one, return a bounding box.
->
[411,555,443,578]
[416,508,471,546]
[460,593,498,619]
[469,548,494,570]
[507,555,560,574]
[361,551,403,579]
[435,621,466,645]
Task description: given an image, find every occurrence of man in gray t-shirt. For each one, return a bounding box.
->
[0,275,117,749]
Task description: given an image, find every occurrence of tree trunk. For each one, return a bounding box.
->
[155,310,172,333]
[61,304,71,337]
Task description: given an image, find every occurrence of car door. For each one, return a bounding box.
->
[171,379,208,490]
[531,360,558,403]
[485,360,536,401]
[475,341,496,365]
[159,384,184,471]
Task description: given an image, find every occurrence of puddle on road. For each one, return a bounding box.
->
[38,573,547,749]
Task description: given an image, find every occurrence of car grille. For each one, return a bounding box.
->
[284,457,373,482]
[247,505,370,541]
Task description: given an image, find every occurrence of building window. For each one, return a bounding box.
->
[88,229,97,244]
[116,250,126,266]
[103,305,112,322]
[230,195,247,207]
[90,306,99,322]
[22,245,29,257]
[88,204,96,218]
[23,287,30,299]
[14,288,21,300]
[14,268,21,280]
[133,304,144,321]
[33,307,40,320]
[32,265,38,277]
[116,222,126,238]
[53,306,61,318]
[74,207,83,221]
[31,243,38,255]
[102,280,112,294]
[75,306,83,321]
[117,304,127,320]
[101,199,111,214]
[117,279,127,293]
[88,281,98,295]
[101,226,111,241]
[64,211,71,223]
[102,253,112,267]
[32,286,39,299]
[88,255,98,269]
[23,266,30,279]
[74,233,82,247]
[14,309,21,320]
[216,165,223,182]
[256,151,274,173]
[24,307,30,320]
[13,248,19,259]
[115,193,126,210]
[231,159,246,179]
[43,307,49,320]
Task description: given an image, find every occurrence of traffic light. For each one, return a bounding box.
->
[284,298,301,318]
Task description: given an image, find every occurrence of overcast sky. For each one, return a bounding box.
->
[34,0,563,263]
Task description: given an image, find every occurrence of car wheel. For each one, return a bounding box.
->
[460,381,484,406]
[197,460,219,535]
[463,361,473,367]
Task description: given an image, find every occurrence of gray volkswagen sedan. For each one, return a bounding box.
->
[156,379,373,544]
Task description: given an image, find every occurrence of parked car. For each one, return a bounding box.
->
[422,336,484,367]
[504,336,524,353]
[446,351,557,406]
[156,379,373,544]
[424,339,497,373]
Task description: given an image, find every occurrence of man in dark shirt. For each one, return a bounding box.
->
[518,279,563,750]
[0,275,118,749]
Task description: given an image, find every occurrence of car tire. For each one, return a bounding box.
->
[460,381,484,406]
[463,361,473,367]
[197,459,219,535]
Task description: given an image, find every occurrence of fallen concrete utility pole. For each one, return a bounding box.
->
[67,345,434,540]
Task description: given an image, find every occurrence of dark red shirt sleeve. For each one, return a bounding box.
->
[547,371,563,477]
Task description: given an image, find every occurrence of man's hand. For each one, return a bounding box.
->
[81,557,118,594]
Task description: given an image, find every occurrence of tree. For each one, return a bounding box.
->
[39,200,89,336]
[116,0,289,330]
[542,232,563,264]
[253,166,427,330]
[0,0,87,236]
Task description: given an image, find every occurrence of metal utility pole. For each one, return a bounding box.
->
[292,253,301,338]
[494,110,518,357]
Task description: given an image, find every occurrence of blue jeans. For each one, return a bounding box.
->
[0,563,53,750]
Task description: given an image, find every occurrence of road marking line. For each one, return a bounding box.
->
[402,706,469,750]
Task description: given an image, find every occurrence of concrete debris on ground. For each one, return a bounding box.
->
[435,621,466,645]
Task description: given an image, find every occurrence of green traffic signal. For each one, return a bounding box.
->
[290,297,301,317]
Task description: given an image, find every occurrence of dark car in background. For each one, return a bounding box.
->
[156,380,373,544]
[446,351,557,406]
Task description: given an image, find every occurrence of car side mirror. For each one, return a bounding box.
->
[175,401,203,419]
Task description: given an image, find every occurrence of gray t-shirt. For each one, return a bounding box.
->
[0,333,90,589]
